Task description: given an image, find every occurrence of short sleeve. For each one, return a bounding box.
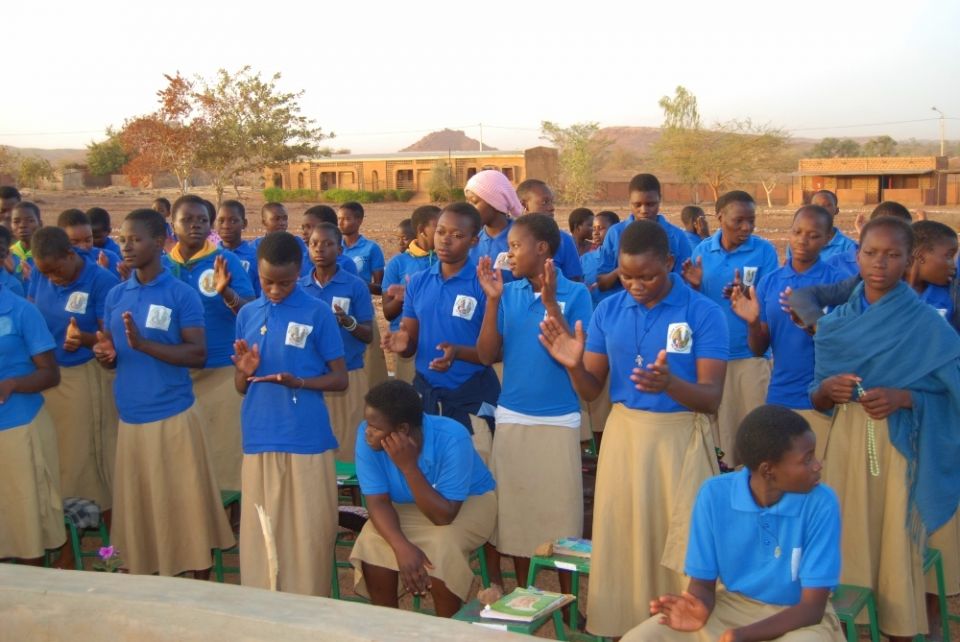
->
[313,304,345,362]
[598,224,620,274]
[585,300,609,355]
[382,256,401,289]
[103,287,118,337]
[352,280,374,323]
[558,234,584,279]
[226,252,255,298]
[761,243,780,276]
[20,302,57,356]
[496,295,506,336]
[684,482,720,581]
[26,269,40,300]
[565,282,593,330]
[370,244,385,272]
[798,487,842,588]
[431,431,474,501]
[354,424,390,496]
[756,273,773,325]
[92,269,120,321]
[671,228,693,267]
[692,299,729,361]
[402,272,422,320]
[340,256,359,275]
[178,285,206,329]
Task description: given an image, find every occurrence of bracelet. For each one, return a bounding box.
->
[343,316,358,332]
[296,376,305,389]
[224,290,240,307]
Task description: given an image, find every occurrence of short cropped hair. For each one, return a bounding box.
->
[31,226,74,260]
[312,221,343,245]
[12,201,40,221]
[513,213,561,257]
[411,205,441,232]
[442,202,482,236]
[256,231,302,268]
[870,201,911,221]
[125,208,167,239]
[680,205,705,225]
[0,186,21,201]
[596,210,620,227]
[152,197,171,213]
[859,216,913,254]
[620,219,669,261]
[0,225,11,245]
[911,220,955,253]
[219,199,246,220]
[398,218,414,238]
[568,207,594,233]
[628,173,661,195]
[57,208,90,228]
[364,380,424,429]
[516,179,550,203]
[261,202,286,217]
[736,405,813,471]
[792,204,832,233]
[811,189,838,208]
[716,190,755,215]
[86,207,111,228]
[339,201,364,219]
[304,205,337,225]
[172,194,209,220]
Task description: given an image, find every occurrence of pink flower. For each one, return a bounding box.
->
[98,546,115,561]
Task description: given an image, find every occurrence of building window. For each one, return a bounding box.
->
[502,167,514,181]
[371,170,379,191]
[272,173,283,188]
[396,169,414,189]
[297,172,305,189]
[466,168,477,180]
[320,172,337,191]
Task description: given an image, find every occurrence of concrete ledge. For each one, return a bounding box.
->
[0,565,525,641]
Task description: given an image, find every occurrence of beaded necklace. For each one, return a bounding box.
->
[855,382,880,477]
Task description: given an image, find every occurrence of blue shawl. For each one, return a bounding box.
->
[812,281,960,536]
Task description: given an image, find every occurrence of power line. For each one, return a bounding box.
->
[787,117,958,133]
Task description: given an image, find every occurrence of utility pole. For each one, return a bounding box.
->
[931,106,945,156]
[478,123,484,152]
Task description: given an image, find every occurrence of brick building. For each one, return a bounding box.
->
[792,156,951,206]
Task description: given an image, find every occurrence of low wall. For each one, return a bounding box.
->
[0,565,524,641]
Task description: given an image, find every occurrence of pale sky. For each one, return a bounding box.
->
[3,0,958,154]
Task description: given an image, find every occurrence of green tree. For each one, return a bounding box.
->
[653,86,709,200]
[540,121,612,204]
[195,66,329,203]
[86,129,129,176]
[18,156,55,189]
[811,137,861,158]
[0,146,19,180]
[427,160,456,201]
[862,135,898,157]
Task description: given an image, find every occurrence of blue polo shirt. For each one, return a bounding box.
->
[825,249,858,278]
[382,250,437,331]
[299,267,374,371]
[598,215,693,290]
[77,247,122,278]
[166,248,255,368]
[919,283,954,321]
[103,269,205,424]
[553,231,585,280]
[684,230,704,253]
[580,249,603,308]
[691,232,780,360]
[585,274,729,413]
[402,261,488,389]
[236,286,344,455]
[342,235,385,284]
[219,240,259,296]
[0,265,24,297]
[470,219,516,283]
[685,468,841,606]
[787,228,857,265]
[30,258,119,367]
[497,275,592,416]
[355,413,496,503]
[756,260,845,408]
[0,287,56,430]
[101,237,122,257]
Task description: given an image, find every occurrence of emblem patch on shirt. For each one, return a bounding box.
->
[65,291,89,314]
[198,268,218,298]
[937,308,948,318]
[352,256,364,270]
[742,266,758,287]
[666,322,693,354]
[493,252,510,270]
[240,260,250,272]
[146,305,173,331]
[543,300,566,320]
[0,316,12,336]
[452,295,478,321]
[285,322,313,348]
[791,547,802,581]
[331,296,351,315]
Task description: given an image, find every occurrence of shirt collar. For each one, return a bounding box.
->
[123,266,173,290]
[169,240,218,265]
[730,468,804,516]
[343,234,367,250]
[428,260,475,281]
[705,231,757,255]
[0,284,14,313]
[481,219,512,241]
[301,266,351,288]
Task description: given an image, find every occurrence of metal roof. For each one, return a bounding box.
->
[303,150,526,162]
[797,168,935,176]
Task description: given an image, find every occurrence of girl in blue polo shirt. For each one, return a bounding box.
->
[300,222,374,463]
[540,220,729,639]
[729,205,845,459]
[93,208,233,578]
[624,405,843,641]
[216,200,260,297]
[0,283,64,563]
[811,218,960,640]
[475,214,592,591]
[382,206,440,383]
[10,201,41,283]
[0,226,25,296]
[29,227,118,524]
[382,203,501,455]
[167,195,255,492]
[465,169,524,284]
[351,380,496,618]
[682,190,779,467]
[233,231,347,597]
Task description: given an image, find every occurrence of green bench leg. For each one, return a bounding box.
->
[865,590,880,642]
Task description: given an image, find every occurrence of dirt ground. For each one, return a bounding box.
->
[31,186,960,640]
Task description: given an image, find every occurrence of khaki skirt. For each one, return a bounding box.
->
[190,366,243,491]
[622,590,844,641]
[394,353,416,384]
[240,450,338,597]
[822,402,926,637]
[795,408,833,462]
[0,408,65,558]
[96,367,119,494]
[364,321,389,389]
[326,368,369,463]
[587,405,720,638]
[489,423,582,557]
[351,491,497,601]
[42,359,111,508]
[928,514,960,596]
[111,403,235,576]
[583,377,613,436]
[716,357,771,466]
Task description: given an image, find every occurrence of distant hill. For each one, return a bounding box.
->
[401,129,497,152]
[1,146,87,166]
